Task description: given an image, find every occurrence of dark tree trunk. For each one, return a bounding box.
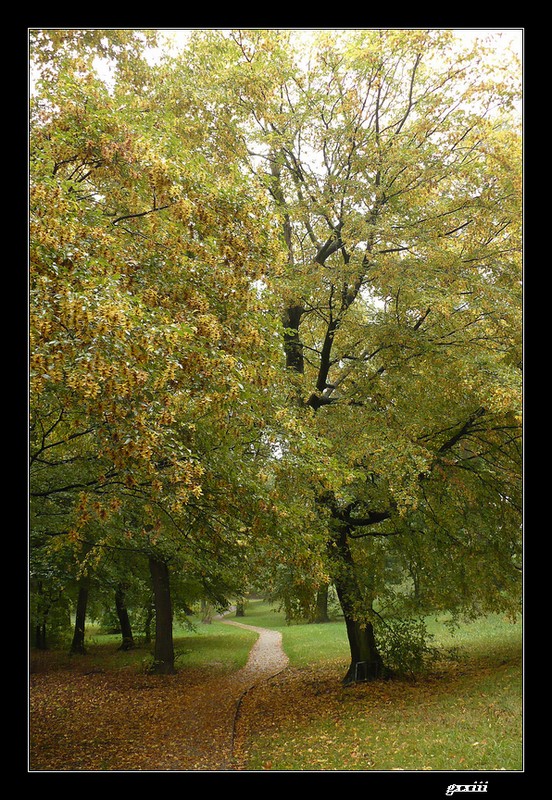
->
[338,603,388,684]
[236,600,245,617]
[282,305,305,374]
[312,585,330,623]
[34,622,47,650]
[148,557,175,674]
[331,525,390,684]
[70,578,90,655]
[33,580,49,650]
[144,602,154,645]
[115,583,135,651]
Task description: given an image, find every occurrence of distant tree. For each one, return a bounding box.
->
[114,583,135,651]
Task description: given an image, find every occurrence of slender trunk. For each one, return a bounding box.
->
[236,600,245,617]
[144,602,153,645]
[201,598,213,624]
[70,578,90,655]
[34,622,47,650]
[331,525,389,684]
[148,557,175,674]
[312,585,330,623]
[33,581,49,650]
[115,583,135,651]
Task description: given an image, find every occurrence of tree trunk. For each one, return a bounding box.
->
[148,557,175,674]
[312,585,330,623]
[33,580,49,650]
[236,600,245,617]
[201,598,213,624]
[338,603,387,684]
[34,622,47,650]
[115,583,135,651]
[144,601,154,645]
[331,525,389,684]
[70,578,90,655]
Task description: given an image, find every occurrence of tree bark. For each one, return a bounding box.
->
[33,580,49,650]
[34,623,46,650]
[70,578,90,655]
[144,602,154,645]
[312,585,330,623]
[331,525,389,684]
[148,556,175,674]
[115,583,135,651]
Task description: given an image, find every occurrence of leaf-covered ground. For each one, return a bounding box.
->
[30,651,521,772]
[233,659,522,771]
[29,619,288,772]
[30,665,242,771]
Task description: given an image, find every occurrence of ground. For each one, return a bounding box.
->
[29,619,289,772]
[29,616,522,772]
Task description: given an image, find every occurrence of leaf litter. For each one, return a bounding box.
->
[30,622,521,772]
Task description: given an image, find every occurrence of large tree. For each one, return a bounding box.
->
[29,29,289,672]
[180,29,522,681]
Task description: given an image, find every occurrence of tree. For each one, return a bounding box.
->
[182,29,522,681]
[29,28,289,673]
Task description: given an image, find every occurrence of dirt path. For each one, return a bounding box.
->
[222,618,289,679]
[219,618,289,769]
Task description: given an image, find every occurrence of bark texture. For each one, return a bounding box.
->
[148,557,175,674]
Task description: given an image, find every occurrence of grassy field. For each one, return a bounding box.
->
[30,602,522,772]
[30,615,258,676]
[233,602,523,771]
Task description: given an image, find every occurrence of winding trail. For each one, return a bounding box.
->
[219,618,289,769]
[223,619,289,678]
[155,617,289,771]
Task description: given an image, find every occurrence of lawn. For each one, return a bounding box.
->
[29,602,522,772]
[30,615,258,676]
[233,602,523,771]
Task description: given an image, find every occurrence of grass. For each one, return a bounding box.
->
[235,602,523,771]
[30,615,258,676]
[30,601,523,772]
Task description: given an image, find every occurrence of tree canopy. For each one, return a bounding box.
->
[29,28,522,680]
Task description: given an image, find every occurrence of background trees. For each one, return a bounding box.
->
[29,29,522,682]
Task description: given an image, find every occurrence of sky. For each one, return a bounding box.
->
[155,27,523,58]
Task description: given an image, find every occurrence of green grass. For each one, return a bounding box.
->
[30,615,258,676]
[236,603,523,771]
[171,617,258,671]
[234,600,350,666]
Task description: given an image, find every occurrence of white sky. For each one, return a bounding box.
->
[156,28,523,54]
[30,28,523,104]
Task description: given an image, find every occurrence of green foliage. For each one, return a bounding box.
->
[372,615,438,677]
[29,29,522,676]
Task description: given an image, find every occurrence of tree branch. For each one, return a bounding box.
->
[112,202,175,225]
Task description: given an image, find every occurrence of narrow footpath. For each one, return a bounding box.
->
[29,617,289,772]
[158,617,289,771]
[217,618,289,770]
